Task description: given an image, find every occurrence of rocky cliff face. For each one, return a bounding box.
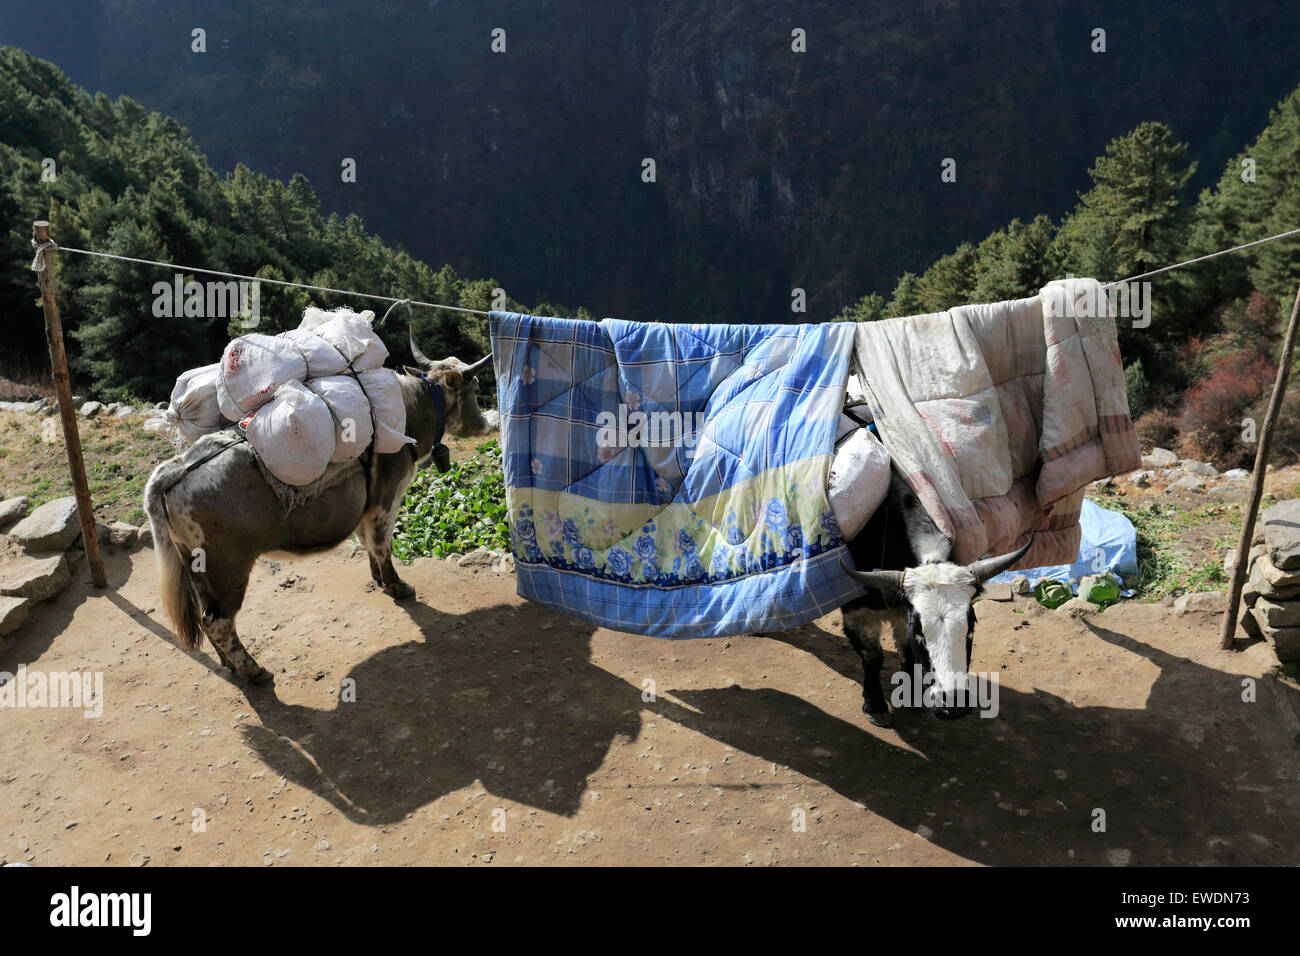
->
[4,0,1298,321]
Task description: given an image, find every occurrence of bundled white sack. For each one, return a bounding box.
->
[355,368,414,453]
[215,372,241,423]
[220,333,309,416]
[828,420,892,541]
[147,363,225,444]
[299,307,387,370]
[241,379,335,486]
[306,375,375,462]
[280,327,351,378]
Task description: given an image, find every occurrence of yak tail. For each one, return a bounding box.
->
[144,462,202,649]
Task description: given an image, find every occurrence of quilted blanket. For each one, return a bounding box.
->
[490,312,866,638]
[850,277,1142,568]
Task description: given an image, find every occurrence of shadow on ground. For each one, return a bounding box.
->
[239,596,643,825]
[656,618,1300,864]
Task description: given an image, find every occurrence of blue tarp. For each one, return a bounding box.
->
[991,498,1139,591]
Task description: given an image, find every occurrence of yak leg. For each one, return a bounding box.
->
[842,600,896,727]
[205,616,272,684]
[195,556,269,683]
[358,504,414,600]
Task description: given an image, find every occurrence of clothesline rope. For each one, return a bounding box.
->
[34,243,492,316]
[1104,226,1300,287]
[29,225,1300,317]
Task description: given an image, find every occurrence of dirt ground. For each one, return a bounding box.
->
[2,542,1298,867]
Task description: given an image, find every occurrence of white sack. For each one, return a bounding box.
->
[215,371,241,423]
[306,375,375,462]
[242,379,335,486]
[298,307,387,370]
[355,368,414,453]
[280,327,350,378]
[221,333,308,416]
[828,421,892,542]
[153,363,224,443]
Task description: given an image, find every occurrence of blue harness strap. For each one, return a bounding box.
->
[421,374,451,473]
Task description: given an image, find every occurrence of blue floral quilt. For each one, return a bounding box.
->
[490,311,866,638]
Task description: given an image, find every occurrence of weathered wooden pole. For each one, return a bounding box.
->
[1219,281,1300,649]
[32,221,107,588]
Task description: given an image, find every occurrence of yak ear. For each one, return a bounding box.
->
[402,365,425,378]
[442,368,464,388]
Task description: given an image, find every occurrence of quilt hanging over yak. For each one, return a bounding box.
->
[490,313,866,638]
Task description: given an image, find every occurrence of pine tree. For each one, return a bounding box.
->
[1055,122,1195,282]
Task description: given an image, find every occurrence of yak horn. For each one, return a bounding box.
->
[409,324,437,369]
[461,353,493,376]
[840,559,904,592]
[967,536,1034,583]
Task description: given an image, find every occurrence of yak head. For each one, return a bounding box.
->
[405,325,493,439]
[844,538,1031,718]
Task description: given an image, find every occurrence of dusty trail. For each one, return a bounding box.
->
[2,544,1297,866]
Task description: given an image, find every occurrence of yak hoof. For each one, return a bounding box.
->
[385,581,416,600]
[244,666,274,685]
[864,707,893,728]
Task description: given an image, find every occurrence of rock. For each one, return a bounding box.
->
[1173,591,1227,614]
[104,403,122,415]
[1221,468,1250,481]
[1162,468,1185,483]
[1126,470,1152,488]
[1248,551,1300,600]
[1166,474,1203,492]
[1089,476,1113,490]
[1058,597,1098,615]
[445,552,463,565]
[1251,596,1300,629]
[113,405,136,418]
[0,553,70,603]
[1262,500,1300,571]
[458,548,496,568]
[491,553,516,574]
[1224,544,1267,574]
[1143,447,1178,468]
[0,596,32,636]
[79,401,103,418]
[1239,605,1263,641]
[0,496,30,528]
[7,497,82,552]
[1242,577,1261,608]
[1250,615,1300,661]
[980,581,1013,601]
[106,521,138,548]
[1010,574,1031,595]
[1209,483,1249,501]
[137,524,153,547]
[1179,460,1218,477]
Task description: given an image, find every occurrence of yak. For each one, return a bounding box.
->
[144,335,490,683]
[839,469,1031,726]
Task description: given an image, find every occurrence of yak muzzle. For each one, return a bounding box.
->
[431,444,452,474]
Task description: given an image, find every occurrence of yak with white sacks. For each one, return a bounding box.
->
[144,307,493,683]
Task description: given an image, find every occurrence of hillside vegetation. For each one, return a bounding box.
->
[837,89,1300,471]
[2,43,1300,473]
[0,48,590,403]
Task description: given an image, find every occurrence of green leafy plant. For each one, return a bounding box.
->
[391,440,510,562]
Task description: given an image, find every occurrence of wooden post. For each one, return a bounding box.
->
[1219,281,1300,649]
[32,221,107,589]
